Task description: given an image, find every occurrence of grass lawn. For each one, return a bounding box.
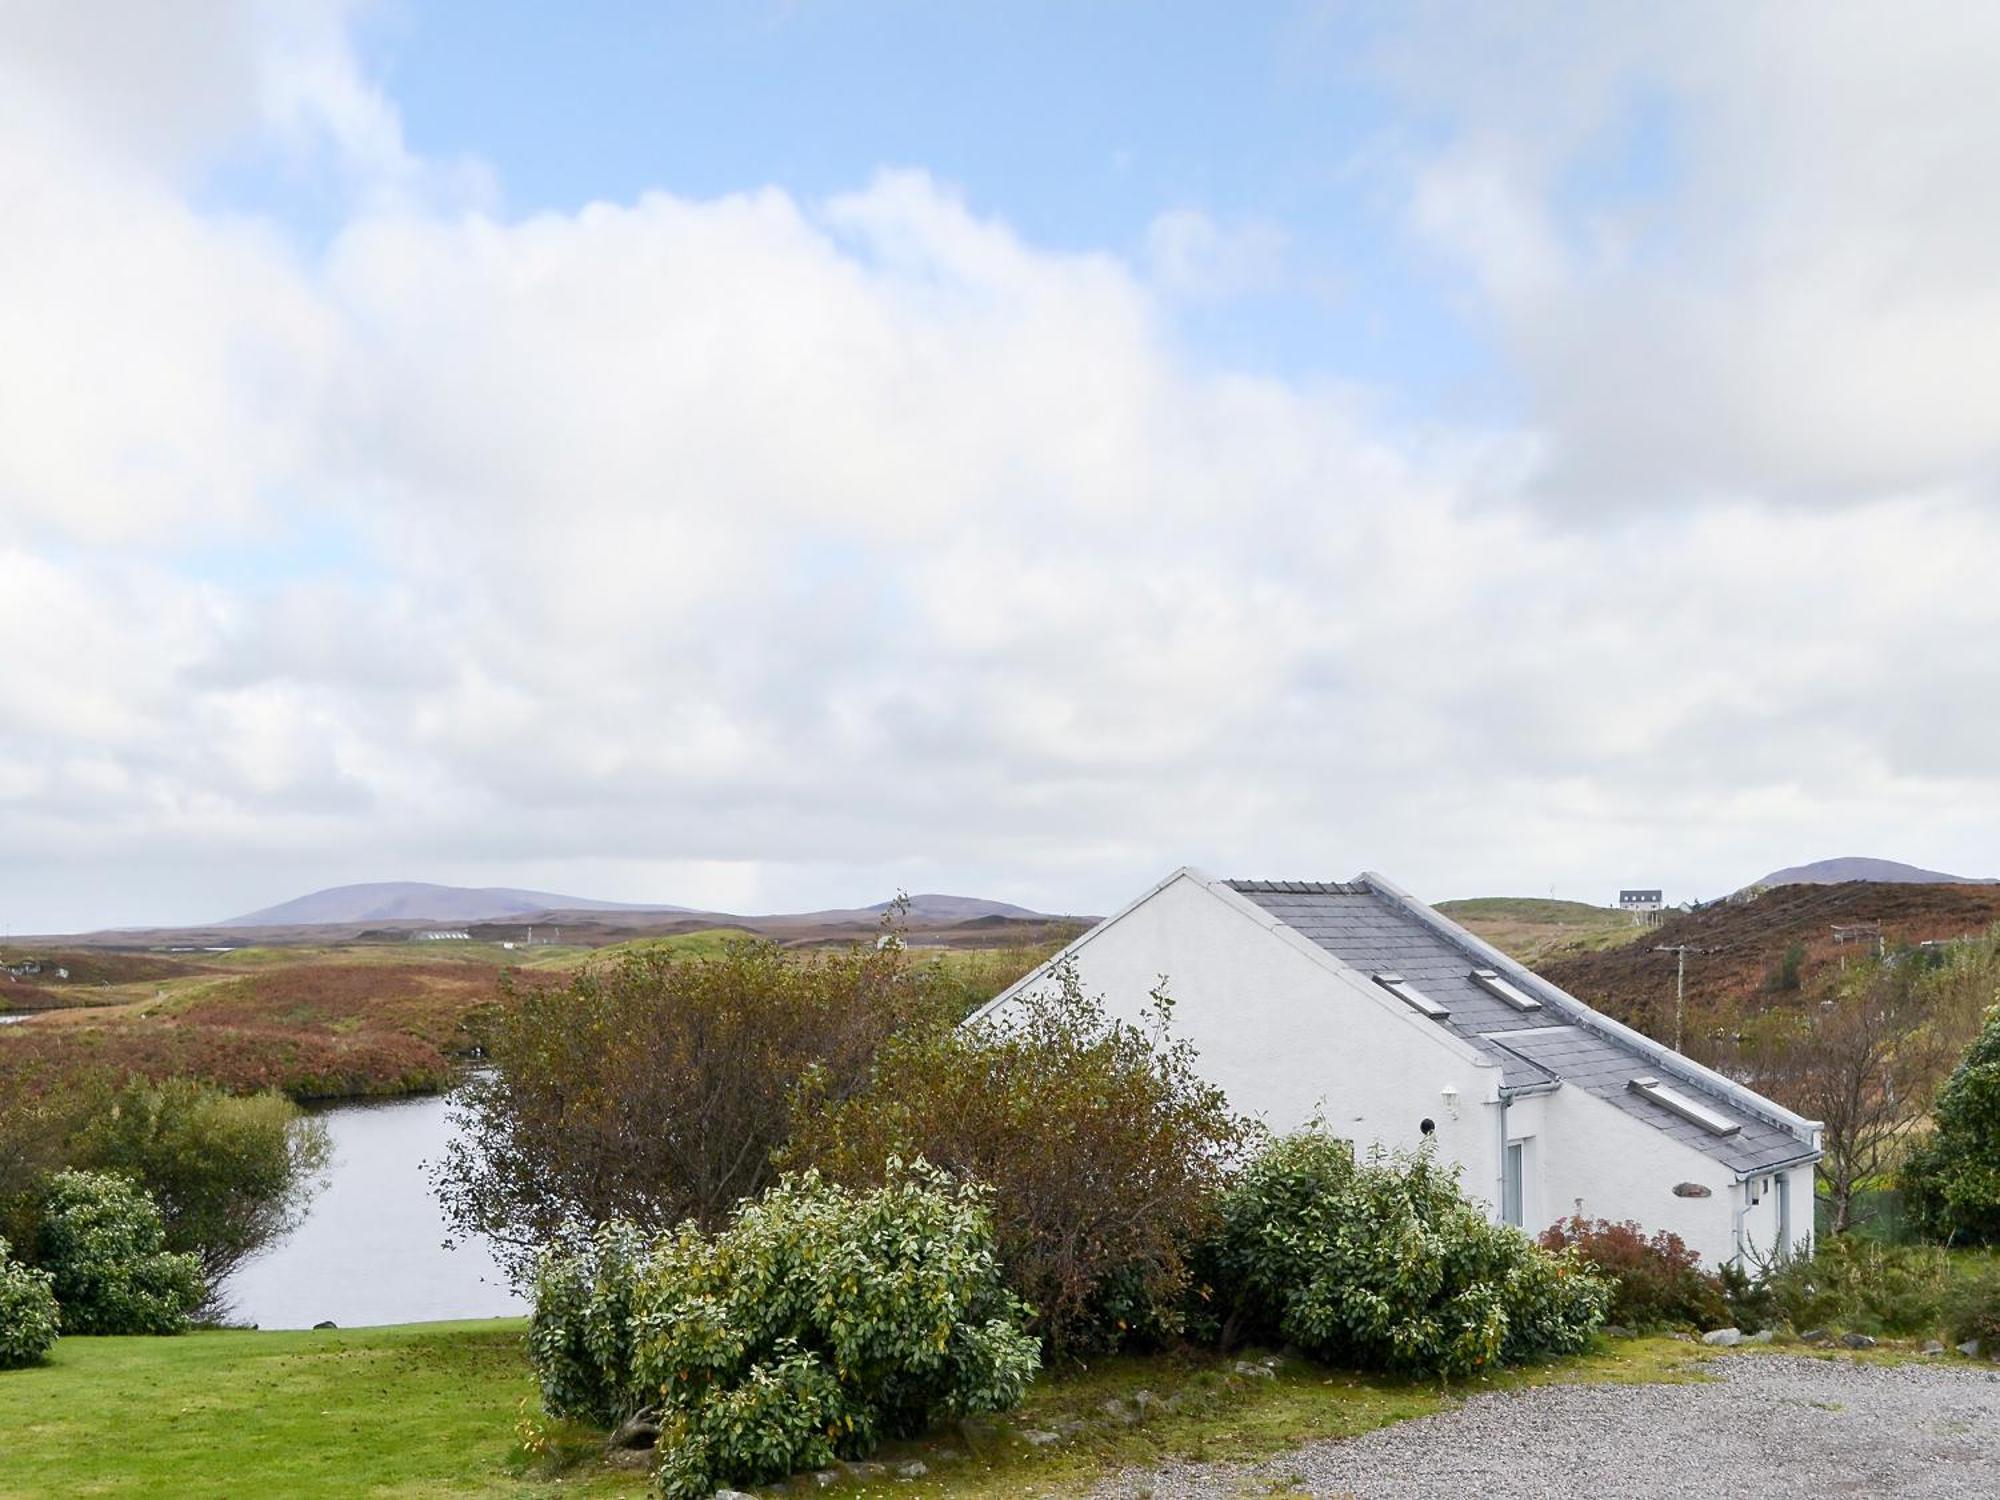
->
[0,1320,640,1500]
[0,1320,1726,1499]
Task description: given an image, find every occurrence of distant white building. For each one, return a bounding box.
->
[413,930,471,942]
[974,868,1820,1269]
[1619,889,1665,913]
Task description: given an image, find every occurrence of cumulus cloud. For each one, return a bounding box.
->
[1381,2,2000,509]
[3,2,2000,932]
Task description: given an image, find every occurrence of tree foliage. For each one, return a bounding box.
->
[787,959,1245,1357]
[1903,1002,2000,1244]
[530,1165,1040,1500]
[1207,1132,1608,1378]
[435,937,953,1285]
[0,1236,59,1369]
[1726,953,1981,1234]
[35,1170,203,1335]
[71,1078,330,1296]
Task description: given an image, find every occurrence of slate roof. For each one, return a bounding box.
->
[1227,878,1818,1177]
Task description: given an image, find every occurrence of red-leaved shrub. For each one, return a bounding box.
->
[1538,1215,1726,1331]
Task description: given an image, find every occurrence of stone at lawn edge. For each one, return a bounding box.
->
[1842,1333,1877,1349]
[1022,1429,1061,1447]
[1602,1325,1635,1340]
[1800,1328,1829,1344]
[1234,1359,1279,1377]
[1922,1340,1946,1355]
[895,1460,929,1479]
[1959,1339,1983,1357]
[1744,1330,1773,1344]
[1701,1328,1742,1347]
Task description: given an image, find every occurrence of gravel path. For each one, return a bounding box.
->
[1092,1356,2000,1500]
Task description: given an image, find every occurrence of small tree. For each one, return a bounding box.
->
[36,1170,204,1335]
[786,960,1247,1357]
[71,1078,330,1298]
[434,936,949,1284]
[1729,961,1966,1234]
[1903,1003,2000,1244]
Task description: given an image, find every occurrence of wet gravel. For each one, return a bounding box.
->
[1093,1356,2000,1500]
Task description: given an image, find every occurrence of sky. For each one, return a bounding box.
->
[6,1,2000,933]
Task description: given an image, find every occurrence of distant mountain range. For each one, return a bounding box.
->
[221,882,687,927]
[1754,856,1996,888]
[220,882,1051,929]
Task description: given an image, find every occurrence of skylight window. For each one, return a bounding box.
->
[1629,1077,1741,1137]
[1373,972,1449,1019]
[1470,968,1542,1011]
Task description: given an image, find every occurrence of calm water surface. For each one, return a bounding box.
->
[223,1091,527,1329]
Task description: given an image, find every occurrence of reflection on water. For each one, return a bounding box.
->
[223,1091,527,1330]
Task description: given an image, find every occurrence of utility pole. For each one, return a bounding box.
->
[1654,944,1698,1052]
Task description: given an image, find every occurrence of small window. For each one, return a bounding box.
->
[1629,1076,1741,1136]
[1470,967,1542,1011]
[1373,972,1448,1019]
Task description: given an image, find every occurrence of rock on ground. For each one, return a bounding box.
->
[1091,1356,2000,1500]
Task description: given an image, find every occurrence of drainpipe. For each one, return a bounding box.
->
[1495,1091,1511,1223]
[1731,1180,1749,1268]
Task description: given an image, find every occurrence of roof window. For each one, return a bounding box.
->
[1373,972,1449,1019]
[1630,1076,1741,1137]
[1470,967,1542,1011]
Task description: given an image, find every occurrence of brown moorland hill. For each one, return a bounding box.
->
[1539,880,2000,1042]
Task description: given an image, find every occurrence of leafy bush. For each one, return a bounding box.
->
[532,1164,1040,1499]
[1903,1003,2000,1245]
[1945,1262,2000,1349]
[1762,1237,1953,1335]
[35,1171,204,1335]
[1208,1132,1607,1377]
[529,1219,651,1428]
[71,1078,330,1292]
[1538,1216,1727,1330]
[0,1236,59,1369]
[786,960,1246,1356]
[437,938,950,1284]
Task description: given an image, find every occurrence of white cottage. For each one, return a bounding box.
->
[974,868,1821,1269]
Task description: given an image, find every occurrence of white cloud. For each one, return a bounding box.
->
[3,3,2000,932]
[1382,2,2000,509]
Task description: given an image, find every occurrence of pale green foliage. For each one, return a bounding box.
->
[0,1236,59,1369]
[35,1170,203,1335]
[1209,1132,1607,1377]
[530,1163,1040,1499]
[528,1219,650,1427]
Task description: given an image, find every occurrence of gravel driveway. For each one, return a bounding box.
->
[1093,1356,2000,1500]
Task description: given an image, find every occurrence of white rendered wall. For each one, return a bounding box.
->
[983,873,1503,1196]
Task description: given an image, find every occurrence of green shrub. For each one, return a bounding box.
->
[72,1078,330,1293]
[0,1236,59,1369]
[1208,1132,1607,1377]
[528,1163,1040,1499]
[35,1170,204,1335]
[1945,1262,2000,1349]
[1538,1216,1727,1331]
[786,960,1246,1357]
[1903,1004,2000,1245]
[1763,1237,1952,1335]
[528,1219,651,1428]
